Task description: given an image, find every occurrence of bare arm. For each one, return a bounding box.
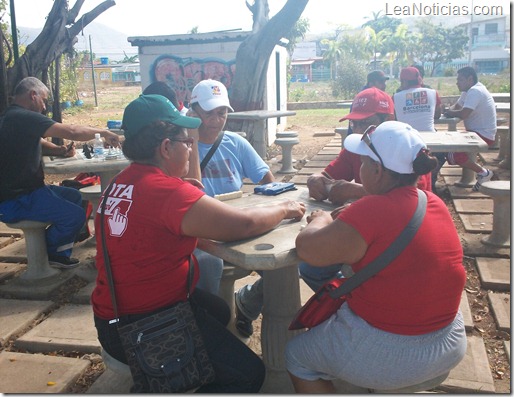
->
[307,173,333,201]
[445,106,472,120]
[295,210,367,266]
[258,170,275,185]
[41,138,75,157]
[43,123,120,147]
[328,180,367,206]
[181,195,306,241]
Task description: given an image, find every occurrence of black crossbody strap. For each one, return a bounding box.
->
[200,131,224,171]
[100,175,194,324]
[329,189,427,298]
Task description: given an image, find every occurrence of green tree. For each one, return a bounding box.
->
[382,24,409,76]
[284,17,310,57]
[321,38,342,79]
[365,26,390,66]
[331,55,367,99]
[415,19,468,76]
[362,12,401,34]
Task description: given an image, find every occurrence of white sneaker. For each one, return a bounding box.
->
[472,169,493,191]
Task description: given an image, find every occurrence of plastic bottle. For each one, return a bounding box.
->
[93,133,105,160]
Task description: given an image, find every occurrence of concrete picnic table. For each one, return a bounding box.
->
[227,110,296,159]
[200,187,335,393]
[419,130,489,187]
[435,116,460,131]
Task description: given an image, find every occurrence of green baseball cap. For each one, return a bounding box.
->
[122,94,201,137]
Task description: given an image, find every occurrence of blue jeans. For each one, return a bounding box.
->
[235,262,344,320]
[194,248,224,295]
[95,288,265,393]
[0,185,85,258]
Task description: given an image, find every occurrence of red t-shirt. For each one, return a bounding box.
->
[324,149,432,192]
[338,186,465,335]
[91,163,205,320]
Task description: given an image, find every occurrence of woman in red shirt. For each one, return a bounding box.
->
[92,94,306,393]
[286,121,466,392]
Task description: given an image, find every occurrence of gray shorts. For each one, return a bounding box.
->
[285,302,467,390]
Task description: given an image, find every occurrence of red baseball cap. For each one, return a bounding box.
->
[400,67,422,84]
[339,87,394,122]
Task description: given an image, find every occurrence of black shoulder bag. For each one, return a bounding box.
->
[200,131,224,171]
[289,189,427,330]
[100,177,215,393]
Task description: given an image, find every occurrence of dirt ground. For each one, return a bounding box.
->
[48,87,509,393]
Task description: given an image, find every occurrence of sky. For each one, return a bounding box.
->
[8,0,511,37]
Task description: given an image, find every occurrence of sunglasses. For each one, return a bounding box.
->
[349,117,376,129]
[170,137,194,148]
[361,125,385,168]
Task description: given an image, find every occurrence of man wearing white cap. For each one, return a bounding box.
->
[187,79,274,302]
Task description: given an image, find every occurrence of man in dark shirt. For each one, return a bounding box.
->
[0,77,120,267]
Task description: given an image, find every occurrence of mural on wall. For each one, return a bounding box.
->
[150,55,236,105]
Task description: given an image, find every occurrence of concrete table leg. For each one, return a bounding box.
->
[454,151,478,187]
[480,181,511,248]
[252,120,267,160]
[260,265,303,393]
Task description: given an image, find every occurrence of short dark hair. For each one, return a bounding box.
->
[457,67,478,84]
[143,81,180,109]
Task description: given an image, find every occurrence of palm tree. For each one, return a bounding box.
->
[321,38,342,79]
[365,26,390,68]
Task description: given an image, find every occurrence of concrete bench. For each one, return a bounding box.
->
[4,220,60,280]
[495,125,510,162]
[219,263,252,319]
[79,185,102,217]
[479,180,510,248]
[370,371,449,393]
[274,137,300,174]
[334,127,348,148]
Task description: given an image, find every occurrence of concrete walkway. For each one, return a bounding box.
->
[0,133,509,393]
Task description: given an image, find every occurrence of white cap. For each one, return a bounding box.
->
[344,121,427,174]
[190,79,234,112]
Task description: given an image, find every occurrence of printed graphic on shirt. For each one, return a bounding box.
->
[202,159,235,182]
[402,90,431,113]
[97,182,133,237]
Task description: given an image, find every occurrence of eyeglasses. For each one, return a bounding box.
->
[361,125,385,168]
[350,117,376,129]
[170,137,194,148]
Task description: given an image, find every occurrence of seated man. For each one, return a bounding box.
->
[441,66,497,191]
[188,79,274,295]
[0,77,120,268]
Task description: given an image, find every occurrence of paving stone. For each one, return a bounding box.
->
[297,167,325,175]
[87,366,132,394]
[303,160,333,168]
[0,351,90,393]
[318,148,341,155]
[310,154,338,162]
[453,198,493,214]
[72,281,95,305]
[0,270,77,300]
[475,257,510,292]
[0,299,55,346]
[487,292,510,332]
[460,290,474,331]
[447,184,488,199]
[458,213,493,233]
[0,262,25,282]
[0,235,17,249]
[460,233,511,257]
[0,222,23,237]
[313,131,335,137]
[439,335,495,393]
[15,303,101,354]
[289,175,309,185]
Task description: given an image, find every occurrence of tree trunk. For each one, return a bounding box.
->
[0,27,9,110]
[3,0,115,105]
[228,0,309,142]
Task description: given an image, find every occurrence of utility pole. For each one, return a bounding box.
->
[89,35,98,107]
[468,0,474,66]
[9,0,19,61]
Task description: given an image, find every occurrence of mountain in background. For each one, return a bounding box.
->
[18,22,138,62]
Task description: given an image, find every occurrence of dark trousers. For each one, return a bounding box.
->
[94,288,265,393]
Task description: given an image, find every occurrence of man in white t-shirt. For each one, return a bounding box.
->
[393,67,442,132]
[443,67,497,191]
